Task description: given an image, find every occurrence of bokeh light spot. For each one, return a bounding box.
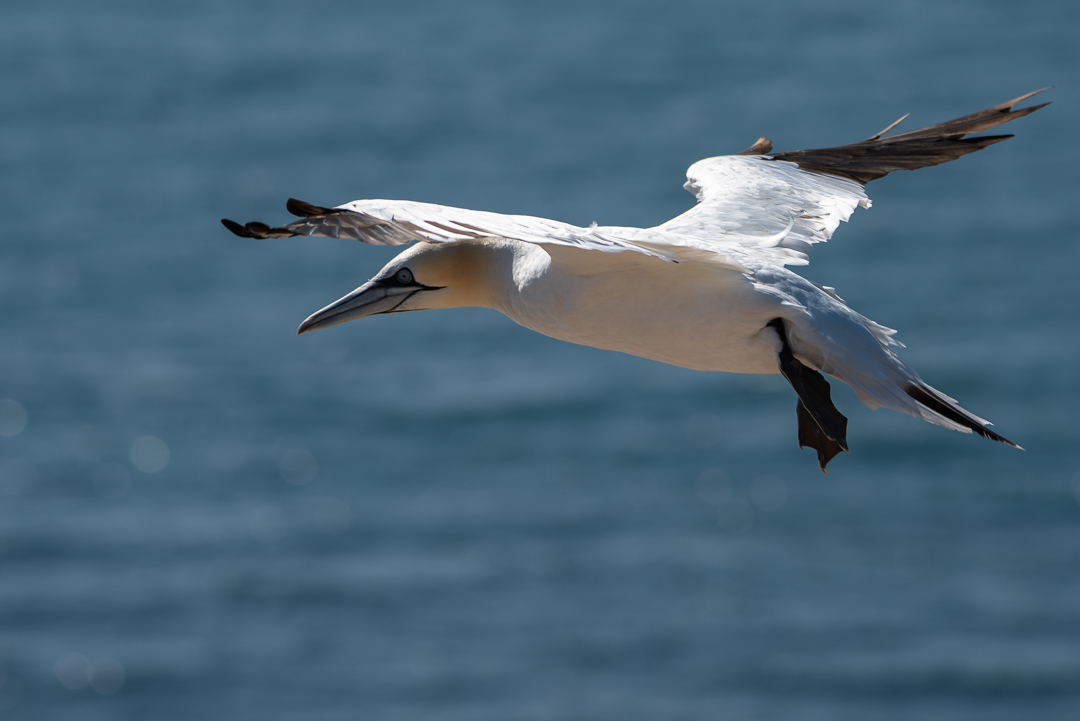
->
[54,653,89,691]
[0,400,27,437]
[88,658,124,695]
[749,475,788,512]
[280,448,317,486]
[131,436,169,473]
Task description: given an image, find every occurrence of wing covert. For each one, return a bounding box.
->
[654,155,869,265]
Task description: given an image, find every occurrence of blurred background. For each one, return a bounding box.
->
[2,1,1078,719]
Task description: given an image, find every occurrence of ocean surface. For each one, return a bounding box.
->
[2,1,1079,719]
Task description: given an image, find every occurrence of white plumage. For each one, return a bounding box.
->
[224,91,1048,470]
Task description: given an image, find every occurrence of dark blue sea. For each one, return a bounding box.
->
[2,1,1079,719]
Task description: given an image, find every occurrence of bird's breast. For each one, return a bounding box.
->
[494,249,785,374]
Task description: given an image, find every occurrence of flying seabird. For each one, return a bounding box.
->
[224,90,1048,471]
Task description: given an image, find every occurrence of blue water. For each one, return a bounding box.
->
[2,1,1079,719]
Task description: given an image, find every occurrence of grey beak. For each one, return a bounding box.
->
[297,279,422,335]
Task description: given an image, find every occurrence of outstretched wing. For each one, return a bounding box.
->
[652,156,870,265]
[654,89,1050,264]
[223,197,708,261]
[223,196,765,270]
[223,90,1048,270]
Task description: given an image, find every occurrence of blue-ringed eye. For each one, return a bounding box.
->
[395,268,414,285]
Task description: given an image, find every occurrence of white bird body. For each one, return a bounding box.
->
[390,237,925,419]
[225,91,1048,469]
[453,240,784,375]
[526,250,779,374]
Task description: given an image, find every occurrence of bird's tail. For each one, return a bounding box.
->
[901,382,1020,447]
[824,342,1020,449]
[787,299,1020,449]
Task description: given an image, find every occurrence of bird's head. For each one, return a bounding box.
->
[297,240,505,335]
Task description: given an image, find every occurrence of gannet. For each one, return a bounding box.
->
[224,90,1048,471]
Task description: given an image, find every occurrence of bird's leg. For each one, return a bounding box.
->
[766,318,849,472]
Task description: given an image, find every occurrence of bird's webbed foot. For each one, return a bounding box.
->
[766,318,849,472]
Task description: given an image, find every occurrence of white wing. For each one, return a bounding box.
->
[650,155,870,266]
[222,90,1048,270]
[224,197,769,271]
[648,89,1049,265]
[286,162,870,270]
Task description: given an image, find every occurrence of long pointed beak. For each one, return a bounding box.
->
[297,280,421,335]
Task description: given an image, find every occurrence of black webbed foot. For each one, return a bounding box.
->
[796,400,847,472]
[766,318,849,472]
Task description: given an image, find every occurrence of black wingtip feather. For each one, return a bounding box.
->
[905,384,1022,449]
[220,218,296,239]
[769,90,1050,184]
[221,218,255,237]
[286,198,345,218]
